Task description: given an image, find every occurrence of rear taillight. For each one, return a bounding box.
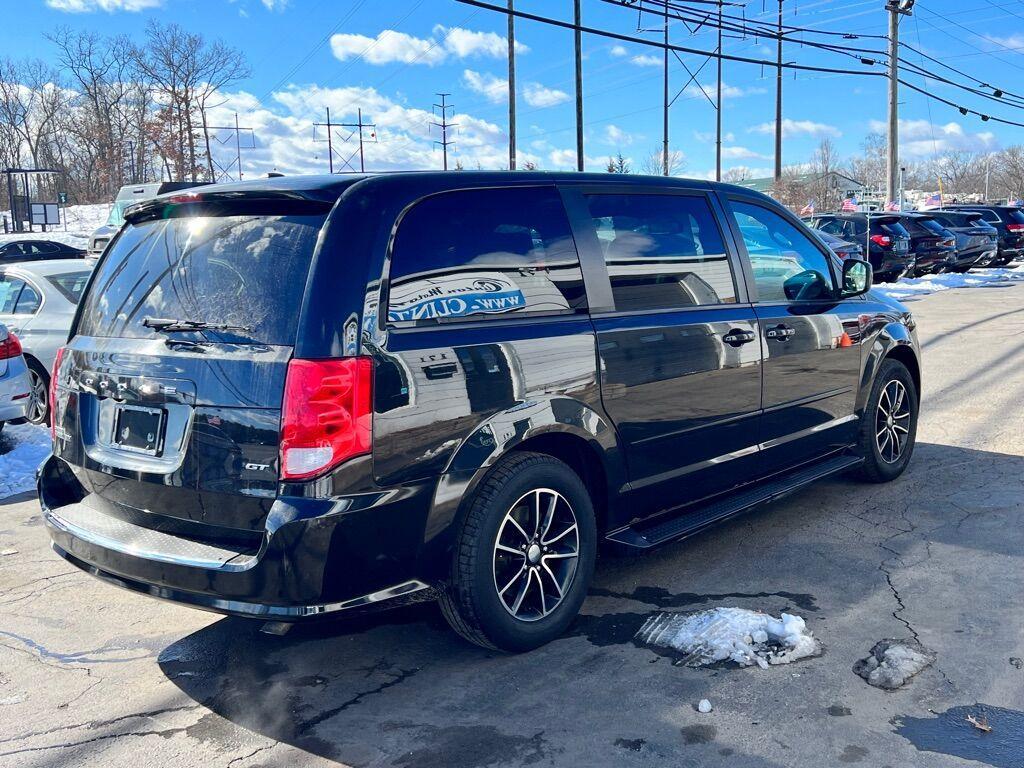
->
[941,238,956,247]
[0,332,22,360]
[835,250,850,260]
[50,347,65,438]
[280,357,373,481]
[1007,223,1024,232]
[870,234,892,248]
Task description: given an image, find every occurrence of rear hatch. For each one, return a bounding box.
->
[910,217,954,250]
[1003,208,1024,247]
[55,196,330,546]
[870,217,911,253]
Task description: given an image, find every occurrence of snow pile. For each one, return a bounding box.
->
[0,202,110,249]
[636,607,821,668]
[873,265,1024,302]
[853,639,935,690]
[0,423,51,499]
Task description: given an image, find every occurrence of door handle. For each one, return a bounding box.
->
[765,324,796,340]
[723,329,757,346]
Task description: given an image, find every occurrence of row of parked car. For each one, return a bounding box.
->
[805,204,1024,282]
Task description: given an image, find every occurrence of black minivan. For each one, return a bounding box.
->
[40,174,921,651]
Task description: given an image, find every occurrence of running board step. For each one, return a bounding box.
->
[606,454,864,550]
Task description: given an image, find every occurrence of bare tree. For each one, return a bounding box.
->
[640,147,685,176]
[804,137,844,211]
[847,132,886,195]
[928,150,985,196]
[992,146,1024,200]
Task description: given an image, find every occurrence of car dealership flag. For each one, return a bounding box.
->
[885,200,900,211]
[800,201,815,216]
[841,197,858,211]
[923,192,941,208]
[1010,197,1024,206]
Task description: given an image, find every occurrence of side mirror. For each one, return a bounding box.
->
[840,258,872,298]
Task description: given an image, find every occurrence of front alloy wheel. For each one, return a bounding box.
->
[493,488,580,622]
[875,380,911,464]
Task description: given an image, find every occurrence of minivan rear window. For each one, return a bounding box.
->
[77,214,325,345]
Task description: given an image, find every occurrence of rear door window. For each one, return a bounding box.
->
[0,277,25,313]
[387,187,585,326]
[77,213,325,344]
[583,193,735,311]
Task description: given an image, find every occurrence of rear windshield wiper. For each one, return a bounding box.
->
[143,317,254,334]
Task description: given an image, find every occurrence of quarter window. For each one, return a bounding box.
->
[387,187,585,326]
[15,283,40,314]
[0,277,26,313]
[731,201,836,303]
[583,193,735,311]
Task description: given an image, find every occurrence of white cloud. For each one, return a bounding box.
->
[686,82,766,100]
[261,0,289,9]
[463,70,508,104]
[694,130,735,143]
[987,33,1024,50]
[721,146,767,160]
[463,70,567,108]
[631,54,662,67]
[867,118,998,157]
[330,26,526,67]
[522,83,568,108]
[46,0,161,10]
[610,45,628,57]
[604,124,636,146]
[749,118,842,138]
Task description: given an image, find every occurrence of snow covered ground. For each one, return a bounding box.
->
[0,423,50,500]
[873,263,1024,302]
[0,203,109,249]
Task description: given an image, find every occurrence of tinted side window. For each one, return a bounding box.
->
[15,282,40,314]
[816,219,845,237]
[388,187,585,326]
[0,277,25,313]
[731,201,835,303]
[584,193,734,311]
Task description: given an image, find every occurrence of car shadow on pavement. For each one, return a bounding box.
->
[156,442,1024,767]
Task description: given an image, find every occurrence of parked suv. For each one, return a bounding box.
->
[40,174,921,651]
[807,213,913,282]
[897,213,957,276]
[942,205,1024,266]
[925,211,999,271]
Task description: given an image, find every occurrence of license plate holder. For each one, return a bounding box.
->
[112,404,166,456]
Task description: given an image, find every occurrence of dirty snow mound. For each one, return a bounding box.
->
[636,607,821,668]
[0,423,51,499]
[854,639,935,690]
[873,265,1024,302]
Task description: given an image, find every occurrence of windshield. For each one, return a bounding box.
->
[77,213,325,345]
[106,201,129,227]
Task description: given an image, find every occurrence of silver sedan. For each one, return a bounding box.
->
[0,322,31,433]
[0,260,91,425]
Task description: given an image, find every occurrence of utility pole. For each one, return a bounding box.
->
[716,2,723,181]
[508,0,517,170]
[313,107,337,173]
[201,113,255,182]
[774,0,783,183]
[663,17,670,176]
[432,93,457,171]
[886,0,915,206]
[574,0,584,172]
[340,108,376,173]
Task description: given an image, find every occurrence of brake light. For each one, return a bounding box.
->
[941,238,956,247]
[870,234,892,247]
[1007,223,1024,232]
[0,332,22,360]
[50,346,65,438]
[280,357,373,481]
[835,250,850,260]
[165,192,203,204]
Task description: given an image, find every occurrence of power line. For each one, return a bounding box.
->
[431,93,457,171]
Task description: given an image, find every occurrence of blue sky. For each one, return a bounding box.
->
[7,0,1024,179]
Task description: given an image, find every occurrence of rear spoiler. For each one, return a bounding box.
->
[124,190,334,225]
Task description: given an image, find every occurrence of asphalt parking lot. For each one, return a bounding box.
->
[1,282,1022,768]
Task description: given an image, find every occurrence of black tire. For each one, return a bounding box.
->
[855,358,918,483]
[438,451,597,652]
[24,357,50,426]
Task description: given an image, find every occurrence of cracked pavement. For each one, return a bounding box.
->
[1,283,1022,767]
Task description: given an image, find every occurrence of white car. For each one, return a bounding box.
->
[0,260,92,424]
[0,323,31,434]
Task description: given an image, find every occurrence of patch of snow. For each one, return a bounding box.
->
[0,203,111,249]
[0,423,51,499]
[853,639,935,690]
[636,607,821,669]
[697,698,713,713]
[873,264,1024,302]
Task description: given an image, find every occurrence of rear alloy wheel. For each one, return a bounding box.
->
[25,361,50,426]
[856,359,918,483]
[439,451,596,652]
